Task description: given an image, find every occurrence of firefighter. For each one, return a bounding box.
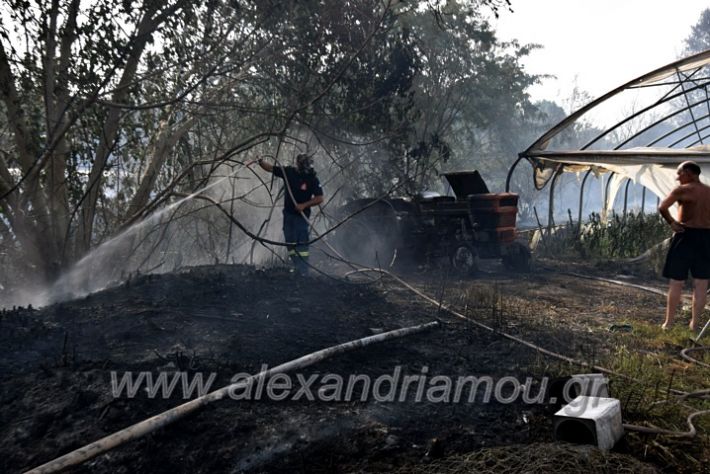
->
[256,153,324,275]
[658,161,710,331]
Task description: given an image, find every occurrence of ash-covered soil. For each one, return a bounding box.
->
[0,263,669,473]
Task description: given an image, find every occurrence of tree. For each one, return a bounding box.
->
[0,0,212,280]
[684,8,710,54]
[298,1,541,198]
[0,0,397,283]
[0,0,529,291]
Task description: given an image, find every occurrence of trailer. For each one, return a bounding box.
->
[334,170,531,273]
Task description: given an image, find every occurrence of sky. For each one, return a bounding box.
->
[491,0,709,112]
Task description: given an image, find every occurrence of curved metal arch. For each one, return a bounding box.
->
[523,49,710,155]
[577,169,593,234]
[603,172,616,212]
[548,165,563,228]
[669,121,710,148]
[505,156,524,193]
[678,70,705,145]
[622,178,632,216]
[647,111,710,147]
[688,131,710,148]
[617,98,710,150]
[580,71,710,151]
[513,48,710,225]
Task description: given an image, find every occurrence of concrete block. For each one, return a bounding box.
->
[554,396,624,450]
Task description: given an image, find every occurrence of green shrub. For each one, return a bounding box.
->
[578,211,671,259]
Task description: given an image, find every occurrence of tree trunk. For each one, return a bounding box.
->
[44,0,80,267]
[125,116,196,220]
[0,38,60,279]
[77,1,187,255]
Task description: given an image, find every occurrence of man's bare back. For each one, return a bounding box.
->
[673,181,710,229]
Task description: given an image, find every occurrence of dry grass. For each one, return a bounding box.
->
[395,442,659,473]
[414,269,710,473]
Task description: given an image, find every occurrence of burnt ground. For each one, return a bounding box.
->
[0,261,705,473]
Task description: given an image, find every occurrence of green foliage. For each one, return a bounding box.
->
[577,211,671,259]
[332,1,544,197]
[534,210,671,265]
[0,0,548,285]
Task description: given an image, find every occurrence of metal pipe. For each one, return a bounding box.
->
[647,111,709,147]
[548,166,562,231]
[604,172,616,218]
[577,169,592,235]
[668,119,710,148]
[623,179,631,217]
[581,67,708,151]
[677,70,704,145]
[522,49,710,155]
[688,131,710,147]
[505,155,524,193]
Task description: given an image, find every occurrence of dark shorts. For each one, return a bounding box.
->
[663,227,710,280]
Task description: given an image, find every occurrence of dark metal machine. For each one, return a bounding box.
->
[335,171,531,273]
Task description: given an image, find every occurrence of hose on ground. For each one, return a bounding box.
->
[24,321,439,474]
[346,267,710,439]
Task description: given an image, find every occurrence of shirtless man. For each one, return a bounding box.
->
[658,161,710,331]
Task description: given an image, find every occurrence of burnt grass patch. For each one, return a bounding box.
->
[0,263,691,472]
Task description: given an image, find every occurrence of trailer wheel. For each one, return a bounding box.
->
[502,241,531,272]
[450,244,479,275]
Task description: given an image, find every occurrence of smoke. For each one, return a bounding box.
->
[1,163,305,308]
[0,131,465,308]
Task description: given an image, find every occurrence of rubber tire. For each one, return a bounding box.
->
[450,244,479,275]
[502,241,531,272]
